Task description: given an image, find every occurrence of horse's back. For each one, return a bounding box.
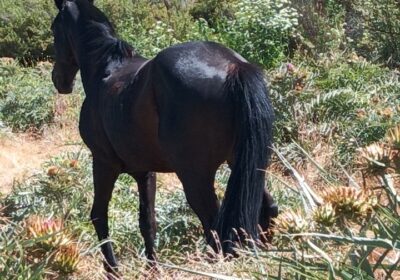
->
[153,41,246,94]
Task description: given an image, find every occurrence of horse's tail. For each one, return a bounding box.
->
[214,62,274,253]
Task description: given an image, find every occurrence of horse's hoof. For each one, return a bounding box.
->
[103,261,120,279]
[222,241,239,260]
[106,272,120,280]
[106,269,122,280]
[145,255,158,270]
[145,264,160,277]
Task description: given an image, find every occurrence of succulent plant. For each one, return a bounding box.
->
[313,203,336,226]
[358,142,393,173]
[53,243,80,274]
[321,186,373,216]
[377,107,393,119]
[26,216,71,250]
[68,159,79,169]
[273,209,308,234]
[47,166,61,177]
[386,124,400,150]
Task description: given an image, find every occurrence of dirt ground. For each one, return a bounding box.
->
[0,125,182,196]
[0,126,81,195]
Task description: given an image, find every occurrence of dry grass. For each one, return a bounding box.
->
[0,126,80,195]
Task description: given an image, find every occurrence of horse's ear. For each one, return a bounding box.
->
[54,0,66,11]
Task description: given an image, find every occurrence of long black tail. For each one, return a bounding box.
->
[214,62,274,253]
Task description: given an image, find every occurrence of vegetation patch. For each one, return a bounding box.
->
[0,60,55,132]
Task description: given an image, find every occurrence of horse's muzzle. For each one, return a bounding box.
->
[52,69,74,94]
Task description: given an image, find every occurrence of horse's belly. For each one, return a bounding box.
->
[120,149,174,173]
[107,129,174,173]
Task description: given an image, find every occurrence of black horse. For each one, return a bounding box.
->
[51,0,277,272]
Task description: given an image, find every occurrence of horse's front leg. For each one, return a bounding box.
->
[132,172,157,262]
[90,158,120,273]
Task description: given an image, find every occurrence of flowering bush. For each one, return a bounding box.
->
[220,0,298,67]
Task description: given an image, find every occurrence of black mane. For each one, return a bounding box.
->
[82,21,134,63]
[76,0,135,65]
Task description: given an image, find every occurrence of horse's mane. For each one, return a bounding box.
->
[82,21,134,63]
[77,0,135,65]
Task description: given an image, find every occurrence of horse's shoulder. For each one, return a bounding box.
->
[101,57,150,94]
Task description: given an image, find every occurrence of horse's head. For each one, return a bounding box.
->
[51,0,93,93]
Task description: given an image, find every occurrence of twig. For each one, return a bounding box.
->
[274,147,323,212]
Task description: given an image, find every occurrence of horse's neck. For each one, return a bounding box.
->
[73,20,136,96]
[77,40,115,94]
[78,62,103,95]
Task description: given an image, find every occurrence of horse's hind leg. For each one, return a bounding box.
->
[259,190,279,242]
[90,158,121,272]
[175,168,220,248]
[131,172,157,262]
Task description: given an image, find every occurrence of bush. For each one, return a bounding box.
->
[0,60,55,132]
[2,0,400,69]
[0,0,56,62]
[291,0,345,54]
[108,0,219,58]
[189,0,234,28]
[0,0,298,67]
[0,0,213,61]
[0,0,162,61]
[218,0,298,67]
[3,150,202,275]
[353,0,400,67]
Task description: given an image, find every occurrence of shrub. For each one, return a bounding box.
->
[0,61,55,132]
[0,0,56,62]
[0,0,299,67]
[0,0,160,61]
[189,0,234,28]
[291,0,345,54]
[111,1,219,58]
[218,0,298,67]
[3,141,400,278]
[353,0,400,67]
[2,150,203,274]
